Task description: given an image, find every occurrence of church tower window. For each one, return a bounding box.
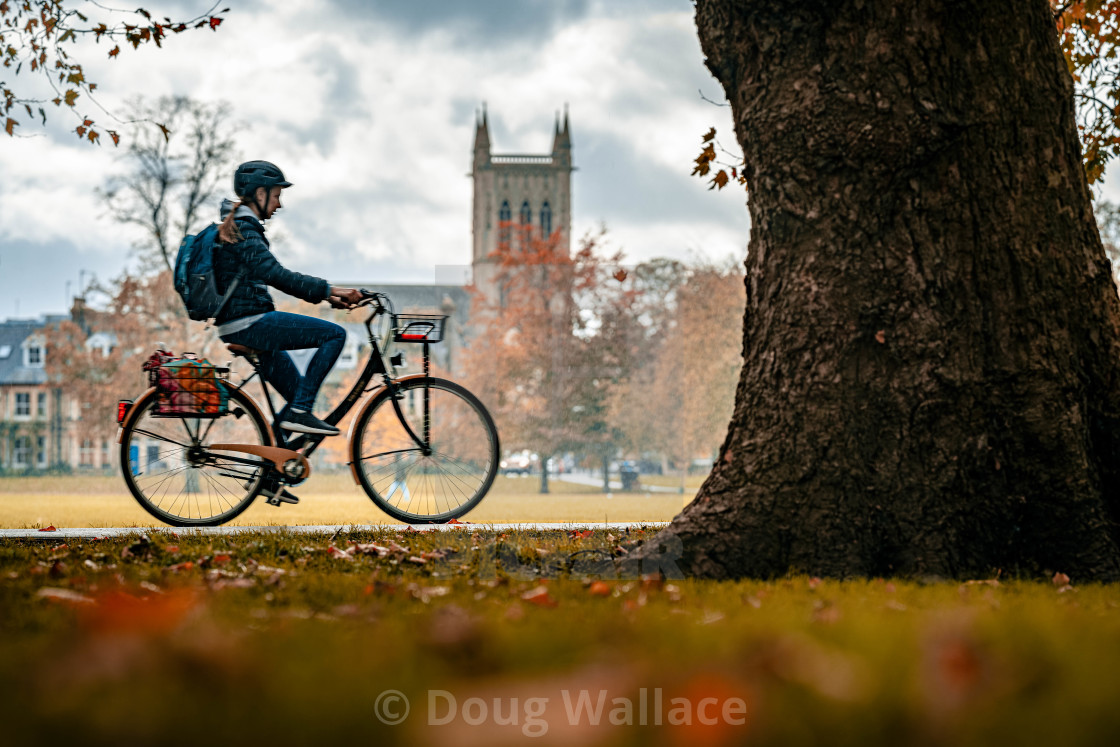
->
[520,200,531,225]
[499,200,511,246]
[540,202,552,236]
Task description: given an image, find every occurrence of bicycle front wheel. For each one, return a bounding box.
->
[351,377,499,523]
[119,387,271,527]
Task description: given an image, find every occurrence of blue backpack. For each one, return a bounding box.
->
[173,224,242,322]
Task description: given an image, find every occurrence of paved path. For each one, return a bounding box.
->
[0,522,670,541]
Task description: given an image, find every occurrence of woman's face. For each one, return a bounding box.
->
[257,186,283,219]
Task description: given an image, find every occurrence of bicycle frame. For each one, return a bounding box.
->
[228,295,432,465]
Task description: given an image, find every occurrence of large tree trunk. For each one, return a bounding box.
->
[651,0,1120,579]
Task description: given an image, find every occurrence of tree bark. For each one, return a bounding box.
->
[652,0,1120,579]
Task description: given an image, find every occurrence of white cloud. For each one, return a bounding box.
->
[0,0,747,316]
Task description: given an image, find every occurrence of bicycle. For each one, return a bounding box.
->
[115,291,500,527]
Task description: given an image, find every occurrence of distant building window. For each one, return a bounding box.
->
[86,334,113,357]
[13,437,31,467]
[498,200,512,246]
[36,436,47,468]
[15,392,31,418]
[0,345,11,358]
[101,440,110,468]
[37,392,47,418]
[540,202,552,236]
[79,439,95,467]
[520,200,531,225]
[25,343,43,367]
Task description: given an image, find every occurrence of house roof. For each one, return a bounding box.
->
[0,318,53,386]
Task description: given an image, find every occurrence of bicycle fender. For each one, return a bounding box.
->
[346,373,430,485]
[117,386,276,447]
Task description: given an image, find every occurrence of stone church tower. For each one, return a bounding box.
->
[470,104,573,303]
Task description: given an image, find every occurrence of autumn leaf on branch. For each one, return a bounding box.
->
[0,2,229,144]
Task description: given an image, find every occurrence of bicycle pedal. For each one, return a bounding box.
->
[265,489,300,506]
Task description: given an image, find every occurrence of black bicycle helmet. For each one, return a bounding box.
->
[233,160,292,198]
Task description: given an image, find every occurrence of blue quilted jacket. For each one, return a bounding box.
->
[212,200,330,325]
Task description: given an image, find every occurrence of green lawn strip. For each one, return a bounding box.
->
[2,530,1120,745]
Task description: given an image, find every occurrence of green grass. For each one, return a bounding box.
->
[2,528,1120,746]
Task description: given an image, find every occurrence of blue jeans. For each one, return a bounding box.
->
[220,312,346,414]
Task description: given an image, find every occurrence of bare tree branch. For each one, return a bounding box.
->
[100,96,236,272]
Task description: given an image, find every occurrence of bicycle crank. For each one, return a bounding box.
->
[210,443,312,482]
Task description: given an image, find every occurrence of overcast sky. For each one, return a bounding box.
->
[0,0,752,321]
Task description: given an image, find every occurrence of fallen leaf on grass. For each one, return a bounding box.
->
[351,542,390,557]
[37,587,94,604]
[39,525,57,532]
[811,600,841,624]
[407,583,450,602]
[211,578,256,591]
[81,589,199,634]
[588,581,612,596]
[521,586,557,607]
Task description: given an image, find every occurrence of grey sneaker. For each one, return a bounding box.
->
[280,410,340,436]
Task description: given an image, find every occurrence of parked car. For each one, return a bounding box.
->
[500,450,537,476]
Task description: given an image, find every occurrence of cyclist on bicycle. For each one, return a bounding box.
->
[213,160,361,437]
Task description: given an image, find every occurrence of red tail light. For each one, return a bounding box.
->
[116,400,132,424]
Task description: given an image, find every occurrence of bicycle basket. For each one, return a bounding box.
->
[147,357,230,418]
[392,314,445,343]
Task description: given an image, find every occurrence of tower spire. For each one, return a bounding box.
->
[473,101,491,168]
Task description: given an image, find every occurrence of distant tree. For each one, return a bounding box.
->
[0,2,227,143]
[1096,200,1120,285]
[462,225,632,494]
[101,95,236,272]
[44,269,226,447]
[609,260,744,489]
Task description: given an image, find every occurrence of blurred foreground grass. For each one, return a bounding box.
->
[0,474,690,527]
[2,527,1120,746]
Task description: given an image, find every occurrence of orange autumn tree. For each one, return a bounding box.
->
[1,1,228,143]
[462,225,635,494]
[609,260,745,490]
[44,269,226,448]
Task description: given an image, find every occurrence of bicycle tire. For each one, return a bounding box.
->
[351,377,499,523]
[119,386,271,527]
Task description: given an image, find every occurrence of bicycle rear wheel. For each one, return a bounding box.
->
[351,377,499,523]
[119,387,271,526]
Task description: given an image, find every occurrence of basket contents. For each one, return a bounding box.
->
[142,349,229,416]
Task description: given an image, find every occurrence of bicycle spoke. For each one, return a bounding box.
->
[356,379,498,522]
[121,390,268,526]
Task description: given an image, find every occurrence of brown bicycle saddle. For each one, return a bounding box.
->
[226,343,260,357]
